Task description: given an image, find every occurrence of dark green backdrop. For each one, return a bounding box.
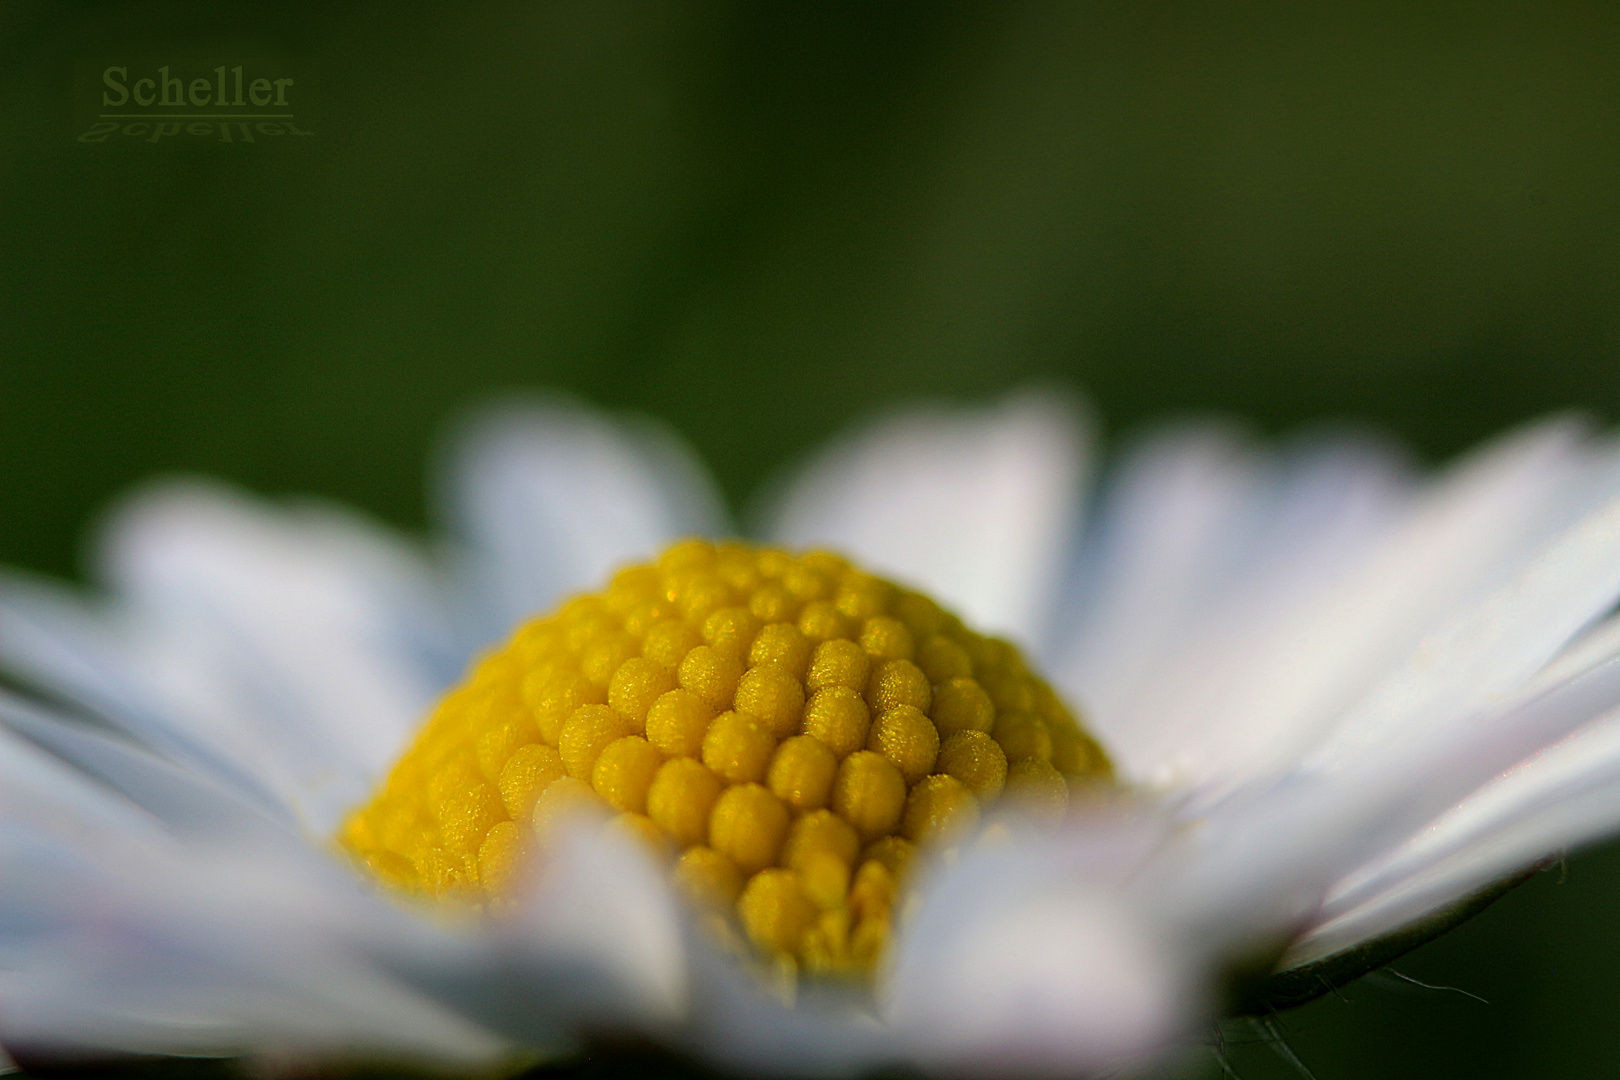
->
[5,3,1620,1078]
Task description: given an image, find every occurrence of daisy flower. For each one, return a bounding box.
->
[4,389,1620,1078]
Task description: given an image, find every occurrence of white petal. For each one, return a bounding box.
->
[102,481,456,748]
[501,823,688,1036]
[0,572,290,821]
[1297,682,1620,963]
[442,397,729,640]
[0,704,694,1065]
[0,872,505,1068]
[679,822,1191,1078]
[1059,417,1617,793]
[0,481,457,834]
[0,691,290,849]
[1049,423,1270,717]
[0,699,176,852]
[0,715,503,1064]
[1327,610,1620,923]
[1050,427,1410,788]
[885,827,1197,1078]
[679,950,887,1078]
[1291,723,1620,965]
[1302,478,1620,776]
[1061,424,1620,969]
[762,389,1088,645]
[0,698,706,1068]
[1144,653,1620,959]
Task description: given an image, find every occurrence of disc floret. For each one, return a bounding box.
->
[341,540,1111,977]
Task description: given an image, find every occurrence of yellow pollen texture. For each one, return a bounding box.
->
[340,540,1112,979]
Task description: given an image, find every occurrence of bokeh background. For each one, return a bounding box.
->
[5,2,1620,1078]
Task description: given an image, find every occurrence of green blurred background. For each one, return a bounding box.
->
[5,2,1620,1077]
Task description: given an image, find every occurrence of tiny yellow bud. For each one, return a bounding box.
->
[781,564,833,602]
[784,809,861,872]
[426,754,480,812]
[559,704,635,780]
[739,868,818,955]
[645,688,715,758]
[411,844,470,897]
[893,591,948,639]
[734,665,806,738]
[851,913,889,967]
[674,846,744,909]
[848,859,896,920]
[478,821,532,896]
[511,619,563,663]
[901,774,980,845]
[558,593,607,635]
[702,606,760,658]
[749,622,812,678]
[581,630,638,687]
[801,686,871,758]
[621,598,678,639]
[591,735,664,814]
[755,549,795,578]
[475,715,537,785]
[607,565,662,612]
[1048,715,1109,776]
[678,645,744,711]
[805,638,870,694]
[936,729,1007,803]
[709,783,791,874]
[498,743,567,821]
[861,835,916,881]
[1004,759,1069,823]
[606,812,673,862]
[832,751,906,840]
[647,757,724,848]
[931,677,996,737]
[676,575,733,622]
[859,616,914,662]
[750,582,800,624]
[715,543,762,592]
[642,619,702,670]
[437,782,505,857]
[982,668,1036,713]
[522,670,604,745]
[796,550,847,576]
[701,710,777,784]
[658,538,717,575]
[767,735,839,811]
[799,850,851,910]
[608,658,675,732]
[798,600,852,643]
[993,710,1054,763]
[866,658,931,715]
[835,573,894,621]
[531,776,607,838]
[916,634,973,683]
[865,704,940,785]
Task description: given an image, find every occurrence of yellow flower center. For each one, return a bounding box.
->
[340,540,1111,979]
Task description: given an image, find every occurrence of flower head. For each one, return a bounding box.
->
[3,390,1620,1077]
[340,536,1112,989]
